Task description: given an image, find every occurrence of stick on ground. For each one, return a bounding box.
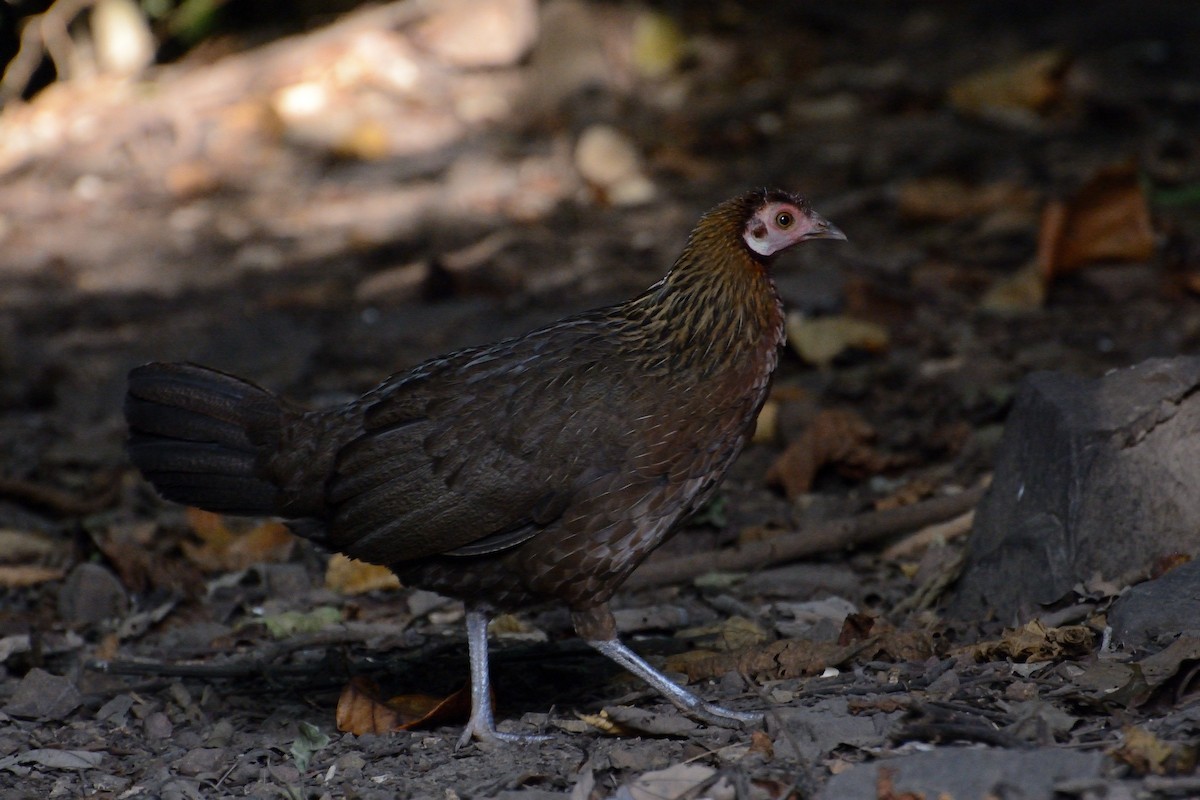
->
[628,484,987,591]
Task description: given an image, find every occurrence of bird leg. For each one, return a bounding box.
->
[572,606,763,727]
[457,608,554,748]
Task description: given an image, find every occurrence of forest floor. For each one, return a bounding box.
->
[1,1,1199,798]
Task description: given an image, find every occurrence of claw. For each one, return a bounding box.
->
[691,701,764,727]
[587,637,763,729]
[459,608,556,748]
[456,721,553,750]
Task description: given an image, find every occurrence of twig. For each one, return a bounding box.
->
[86,629,369,680]
[895,721,1026,749]
[880,509,975,561]
[627,484,986,591]
[86,656,349,681]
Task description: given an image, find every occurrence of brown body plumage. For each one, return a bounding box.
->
[125,189,844,743]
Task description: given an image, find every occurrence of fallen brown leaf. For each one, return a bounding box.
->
[875,766,925,800]
[838,612,876,646]
[766,409,906,499]
[897,177,1036,222]
[1136,635,1200,698]
[747,729,774,759]
[665,638,868,682]
[1037,163,1156,279]
[1111,726,1198,776]
[335,676,473,735]
[676,616,770,652]
[0,529,63,562]
[873,477,938,511]
[848,697,909,714]
[325,553,402,594]
[848,618,940,663]
[980,261,1047,313]
[0,564,65,588]
[181,508,295,572]
[786,313,890,368]
[948,49,1071,125]
[960,620,1095,662]
[92,523,204,595]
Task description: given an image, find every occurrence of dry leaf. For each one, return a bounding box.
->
[632,10,687,79]
[620,764,725,800]
[747,730,774,759]
[1037,164,1156,279]
[948,49,1070,125]
[676,616,770,652]
[848,697,909,714]
[876,766,925,800]
[1137,635,1200,694]
[838,616,938,662]
[92,523,204,595]
[256,607,342,639]
[873,477,938,511]
[981,261,1047,313]
[786,313,889,367]
[765,409,905,499]
[335,676,473,735]
[961,620,1095,662]
[897,177,1036,222]
[0,564,65,588]
[576,710,630,736]
[181,508,294,572]
[325,554,401,594]
[1111,726,1198,776]
[665,638,867,682]
[0,529,62,562]
[489,613,548,641]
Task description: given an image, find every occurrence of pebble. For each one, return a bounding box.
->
[57,562,129,626]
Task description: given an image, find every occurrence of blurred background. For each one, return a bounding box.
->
[0,1,1199,795]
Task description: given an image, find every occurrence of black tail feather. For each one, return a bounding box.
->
[125,362,284,516]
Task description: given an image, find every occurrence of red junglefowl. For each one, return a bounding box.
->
[124,189,845,745]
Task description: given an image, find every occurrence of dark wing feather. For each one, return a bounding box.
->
[324,323,639,566]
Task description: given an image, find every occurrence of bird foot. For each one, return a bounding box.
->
[686,700,764,728]
[456,720,555,750]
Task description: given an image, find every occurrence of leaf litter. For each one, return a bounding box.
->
[0,0,1197,798]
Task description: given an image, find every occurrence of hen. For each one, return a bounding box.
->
[125,189,845,744]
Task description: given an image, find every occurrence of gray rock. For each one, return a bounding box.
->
[768,697,904,762]
[2,668,81,720]
[57,562,128,626]
[949,357,1200,622]
[819,747,1103,800]
[1109,559,1200,648]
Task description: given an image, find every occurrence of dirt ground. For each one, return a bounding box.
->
[1,1,1199,798]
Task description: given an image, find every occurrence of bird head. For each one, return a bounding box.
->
[742,191,846,258]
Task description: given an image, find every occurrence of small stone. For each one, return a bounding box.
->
[206,720,235,747]
[259,562,313,597]
[97,694,134,723]
[176,747,227,777]
[1109,559,1200,648]
[144,710,173,740]
[575,125,654,205]
[336,753,366,771]
[57,562,129,626]
[3,668,82,720]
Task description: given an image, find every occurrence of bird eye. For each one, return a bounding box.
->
[775,212,794,228]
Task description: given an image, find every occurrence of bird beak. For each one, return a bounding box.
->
[805,213,847,241]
